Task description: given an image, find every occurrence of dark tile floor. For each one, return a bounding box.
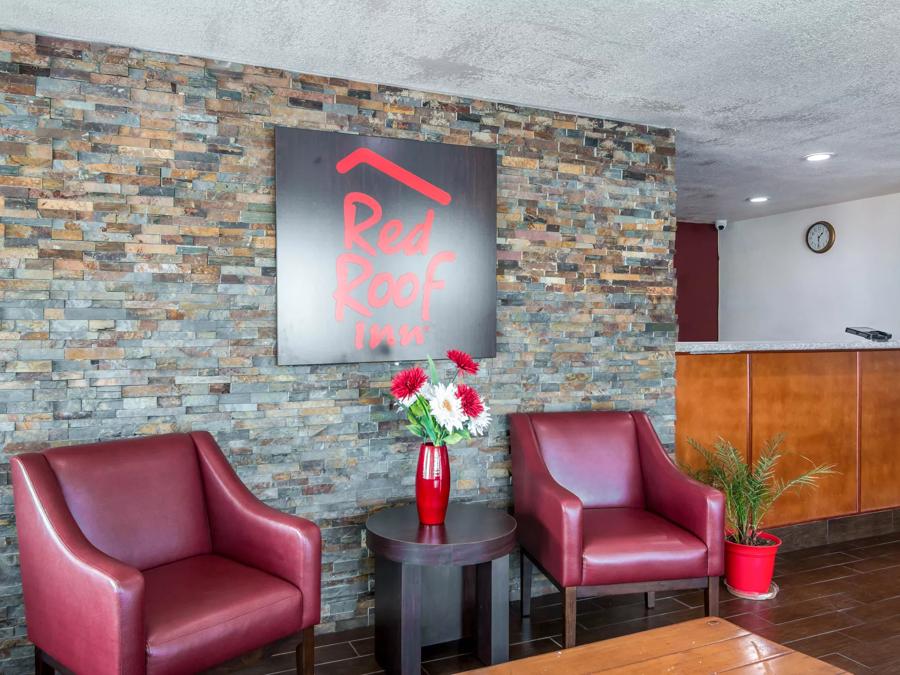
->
[208,531,900,675]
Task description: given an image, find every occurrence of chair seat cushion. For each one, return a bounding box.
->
[581,508,708,586]
[144,554,302,675]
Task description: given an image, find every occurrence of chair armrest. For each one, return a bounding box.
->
[510,414,584,587]
[191,432,322,628]
[632,412,725,576]
[11,454,145,675]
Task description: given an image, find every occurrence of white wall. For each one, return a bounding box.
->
[718,191,900,341]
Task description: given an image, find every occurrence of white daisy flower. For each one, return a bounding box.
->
[427,382,466,432]
[467,405,492,436]
[397,394,417,408]
[397,384,433,409]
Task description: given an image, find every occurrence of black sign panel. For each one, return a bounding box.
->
[274,127,497,365]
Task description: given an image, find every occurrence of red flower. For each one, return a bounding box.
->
[447,349,478,375]
[391,367,427,400]
[455,384,484,418]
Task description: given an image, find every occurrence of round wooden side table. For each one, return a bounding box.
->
[365,502,517,675]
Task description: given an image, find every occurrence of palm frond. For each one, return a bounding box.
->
[686,434,833,546]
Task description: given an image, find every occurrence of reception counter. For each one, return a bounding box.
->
[675,342,900,527]
[678,340,900,354]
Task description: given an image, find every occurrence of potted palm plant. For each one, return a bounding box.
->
[685,435,835,596]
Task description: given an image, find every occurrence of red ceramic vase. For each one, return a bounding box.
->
[415,443,450,525]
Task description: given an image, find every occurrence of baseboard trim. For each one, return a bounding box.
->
[769,508,900,552]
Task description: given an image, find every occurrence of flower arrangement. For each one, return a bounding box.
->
[389,349,491,446]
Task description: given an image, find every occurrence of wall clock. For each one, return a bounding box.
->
[805,220,835,253]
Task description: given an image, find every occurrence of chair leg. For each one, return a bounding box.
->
[645,591,655,609]
[35,647,54,675]
[296,625,315,675]
[562,587,577,649]
[705,576,720,617]
[520,550,533,618]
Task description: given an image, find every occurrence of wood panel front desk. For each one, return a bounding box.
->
[676,348,900,527]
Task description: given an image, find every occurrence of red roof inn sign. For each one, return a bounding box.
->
[274,128,497,365]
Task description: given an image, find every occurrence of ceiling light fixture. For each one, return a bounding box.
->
[804,152,834,162]
[747,196,769,203]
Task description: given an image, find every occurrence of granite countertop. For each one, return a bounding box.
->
[676,340,900,354]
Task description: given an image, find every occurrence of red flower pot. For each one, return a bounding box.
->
[725,532,782,594]
[416,443,450,525]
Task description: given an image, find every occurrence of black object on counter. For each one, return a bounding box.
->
[846,327,893,341]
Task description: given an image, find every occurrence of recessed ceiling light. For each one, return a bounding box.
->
[804,152,834,162]
[747,196,769,203]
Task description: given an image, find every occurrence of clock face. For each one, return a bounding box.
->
[806,221,835,253]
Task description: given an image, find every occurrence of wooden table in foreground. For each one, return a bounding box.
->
[469,618,847,674]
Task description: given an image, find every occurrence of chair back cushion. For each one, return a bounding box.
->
[44,433,212,570]
[527,412,645,508]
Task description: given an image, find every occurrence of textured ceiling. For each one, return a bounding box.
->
[5,0,900,221]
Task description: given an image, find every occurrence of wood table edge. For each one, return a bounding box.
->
[466,618,848,674]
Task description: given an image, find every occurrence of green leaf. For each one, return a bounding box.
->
[419,410,439,444]
[426,355,439,382]
[409,398,425,417]
[444,431,464,445]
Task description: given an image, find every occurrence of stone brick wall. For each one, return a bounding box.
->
[0,30,676,671]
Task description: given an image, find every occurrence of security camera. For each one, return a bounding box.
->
[715,219,728,232]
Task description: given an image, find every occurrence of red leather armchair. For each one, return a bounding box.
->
[11,432,321,675]
[511,411,724,648]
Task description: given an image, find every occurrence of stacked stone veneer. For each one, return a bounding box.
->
[0,30,676,671]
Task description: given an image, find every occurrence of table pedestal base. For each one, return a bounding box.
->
[374,555,509,675]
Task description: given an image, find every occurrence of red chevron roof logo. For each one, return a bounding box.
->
[335,148,452,206]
